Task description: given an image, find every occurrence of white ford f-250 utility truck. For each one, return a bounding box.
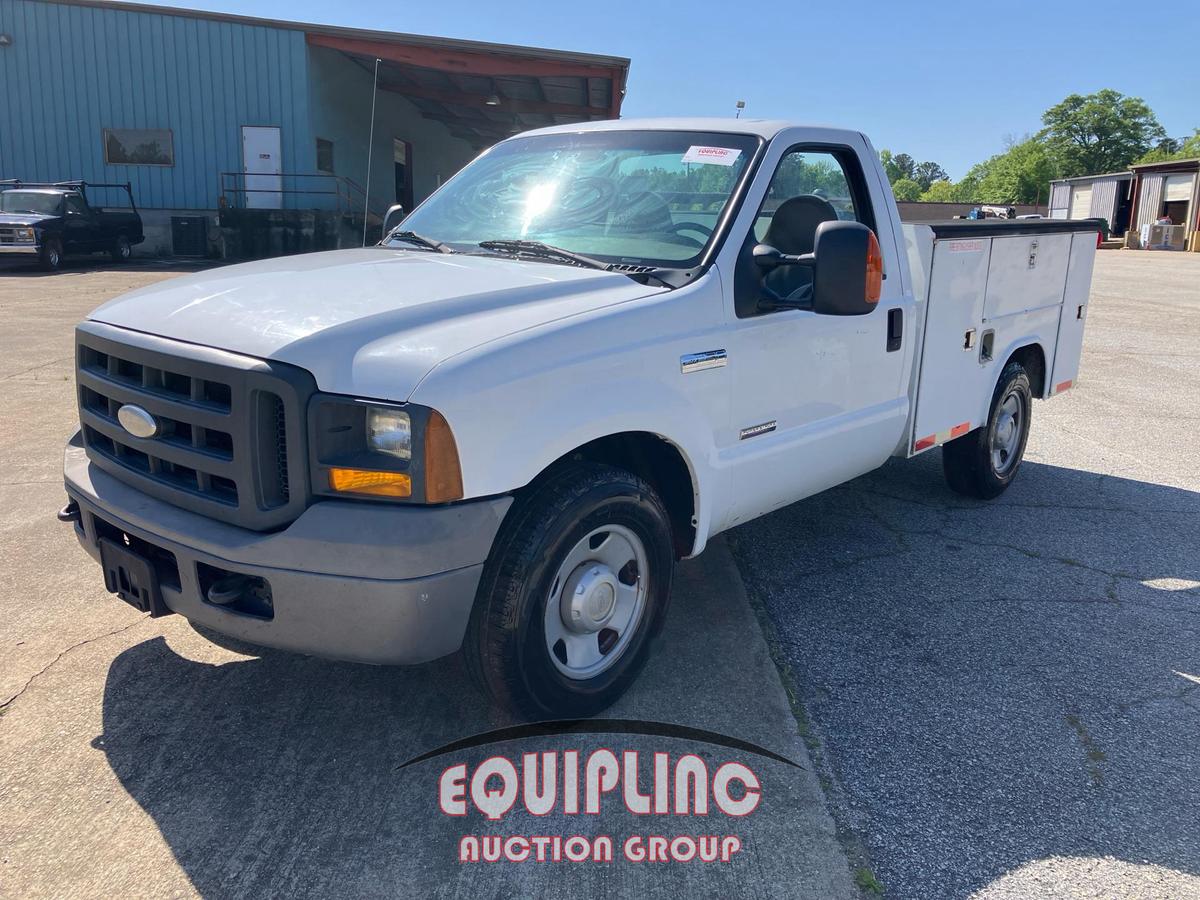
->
[61,119,1098,717]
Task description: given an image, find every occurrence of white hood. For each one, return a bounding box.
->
[90,248,663,400]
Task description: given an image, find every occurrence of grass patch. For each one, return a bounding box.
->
[855,866,884,894]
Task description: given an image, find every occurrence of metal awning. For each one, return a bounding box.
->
[306,32,628,149]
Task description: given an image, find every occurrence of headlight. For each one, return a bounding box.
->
[366,407,411,459]
[16,227,35,242]
[308,395,462,503]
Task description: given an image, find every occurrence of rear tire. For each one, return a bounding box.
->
[943,360,1032,499]
[464,461,674,719]
[111,235,132,262]
[38,237,63,272]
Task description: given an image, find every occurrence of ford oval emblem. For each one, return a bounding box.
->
[117,404,160,439]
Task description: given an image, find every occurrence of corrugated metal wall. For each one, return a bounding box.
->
[1136,175,1164,229]
[1088,179,1118,224]
[1049,183,1070,218]
[0,0,313,209]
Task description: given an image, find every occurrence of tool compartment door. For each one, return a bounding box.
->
[982,233,1072,320]
[910,237,992,453]
[1049,232,1097,396]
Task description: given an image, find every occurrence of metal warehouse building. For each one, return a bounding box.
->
[1128,158,1199,250]
[1048,171,1134,236]
[0,0,629,256]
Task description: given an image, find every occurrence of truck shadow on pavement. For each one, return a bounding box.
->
[93,456,1200,898]
[727,453,1200,897]
[94,536,832,898]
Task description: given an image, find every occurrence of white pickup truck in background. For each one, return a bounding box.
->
[61,119,1098,717]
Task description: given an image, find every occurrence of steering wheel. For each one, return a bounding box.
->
[667,221,714,248]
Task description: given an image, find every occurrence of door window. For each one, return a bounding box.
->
[754,150,864,243]
[736,146,876,318]
[65,195,87,216]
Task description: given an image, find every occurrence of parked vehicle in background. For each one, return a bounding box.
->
[967,205,1017,220]
[59,119,1100,717]
[0,181,144,271]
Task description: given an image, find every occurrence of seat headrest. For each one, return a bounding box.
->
[763,195,839,256]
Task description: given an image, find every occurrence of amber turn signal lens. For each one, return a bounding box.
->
[424,410,464,503]
[328,468,412,498]
[865,231,883,304]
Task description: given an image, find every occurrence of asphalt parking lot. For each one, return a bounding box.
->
[1,250,1197,899]
[729,250,1200,898]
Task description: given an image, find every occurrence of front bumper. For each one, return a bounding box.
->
[64,435,512,665]
[0,244,38,256]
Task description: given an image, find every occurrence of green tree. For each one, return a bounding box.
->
[919,180,956,202]
[913,161,949,191]
[920,179,977,203]
[891,178,923,201]
[970,138,1058,205]
[1040,89,1166,177]
[879,149,902,184]
[892,153,916,181]
[1136,128,1200,164]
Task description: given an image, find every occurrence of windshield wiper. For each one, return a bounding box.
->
[477,239,611,271]
[478,239,676,289]
[385,230,454,254]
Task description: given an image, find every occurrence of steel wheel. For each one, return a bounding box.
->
[991,389,1025,475]
[543,523,648,681]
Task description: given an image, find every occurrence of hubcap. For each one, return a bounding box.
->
[543,524,648,680]
[991,390,1024,475]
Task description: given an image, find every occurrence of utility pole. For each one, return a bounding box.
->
[363,57,381,247]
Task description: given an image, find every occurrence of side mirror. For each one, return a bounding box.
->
[809,221,882,316]
[752,242,810,271]
[382,203,406,235]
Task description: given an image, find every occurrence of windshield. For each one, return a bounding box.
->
[393,130,761,268]
[0,191,63,216]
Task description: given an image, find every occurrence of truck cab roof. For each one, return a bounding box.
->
[517,116,860,142]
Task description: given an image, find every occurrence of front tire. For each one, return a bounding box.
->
[38,237,63,271]
[111,235,132,262]
[464,462,674,719]
[942,360,1032,499]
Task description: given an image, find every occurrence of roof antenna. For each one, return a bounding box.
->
[735,100,746,119]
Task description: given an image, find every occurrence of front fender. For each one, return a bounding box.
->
[411,275,730,554]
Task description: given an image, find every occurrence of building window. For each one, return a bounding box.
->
[316,138,335,174]
[103,128,174,166]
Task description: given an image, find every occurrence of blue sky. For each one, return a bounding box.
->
[134,0,1197,178]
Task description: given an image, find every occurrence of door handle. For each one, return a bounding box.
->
[886,308,903,352]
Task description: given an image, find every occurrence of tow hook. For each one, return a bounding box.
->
[206,574,253,606]
[57,499,81,524]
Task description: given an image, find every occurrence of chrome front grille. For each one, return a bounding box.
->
[75,322,315,531]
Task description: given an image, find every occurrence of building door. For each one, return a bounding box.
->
[1069,185,1092,220]
[242,126,282,209]
[1162,174,1195,231]
[394,139,413,211]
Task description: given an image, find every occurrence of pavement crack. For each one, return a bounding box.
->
[0,615,149,714]
[1064,713,1107,787]
[0,356,73,382]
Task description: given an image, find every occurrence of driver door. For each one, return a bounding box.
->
[722,144,911,525]
[63,194,95,253]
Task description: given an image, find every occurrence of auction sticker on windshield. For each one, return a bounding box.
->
[681,146,742,166]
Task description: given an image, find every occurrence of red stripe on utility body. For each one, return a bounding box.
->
[914,435,936,451]
[950,422,971,438]
[1055,380,1073,394]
